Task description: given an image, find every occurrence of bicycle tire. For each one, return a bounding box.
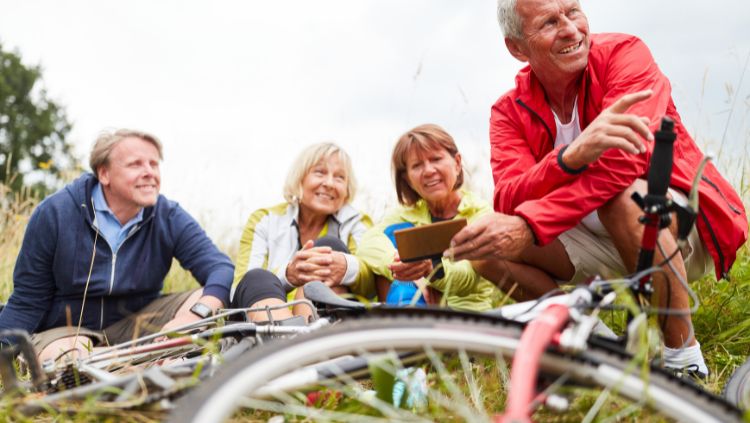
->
[169,309,741,422]
[724,357,750,410]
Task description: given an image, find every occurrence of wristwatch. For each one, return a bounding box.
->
[189,302,214,319]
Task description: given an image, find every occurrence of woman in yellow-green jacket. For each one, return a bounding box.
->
[357,124,501,312]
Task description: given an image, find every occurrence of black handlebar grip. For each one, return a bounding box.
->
[647,117,676,197]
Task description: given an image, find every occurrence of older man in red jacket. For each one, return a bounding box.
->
[450,0,747,378]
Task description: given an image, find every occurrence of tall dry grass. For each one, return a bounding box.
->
[0,184,40,301]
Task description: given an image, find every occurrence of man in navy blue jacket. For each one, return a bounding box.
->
[0,129,234,362]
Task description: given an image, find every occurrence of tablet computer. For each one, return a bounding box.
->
[393,218,467,262]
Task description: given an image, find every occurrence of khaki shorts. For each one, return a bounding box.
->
[558,222,713,285]
[31,289,197,355]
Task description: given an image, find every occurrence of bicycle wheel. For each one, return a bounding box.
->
[724,357,750,410]
[169,309,740,423]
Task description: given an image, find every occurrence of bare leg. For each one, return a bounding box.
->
[598,179,695,348]
[39,335,97,362]
[375,275,391,302]
[473,237,575,302]
[291,288,313,322]
[472,259,559,302]
[520,239,576,282]
[291,285,346,322]
[248,298,294,322]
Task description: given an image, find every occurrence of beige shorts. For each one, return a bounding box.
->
[558,223,713,285]
[31,289,197,355]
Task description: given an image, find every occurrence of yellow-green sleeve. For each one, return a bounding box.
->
[355,212,404,281]
[233,209,270,287]
[346,213,377,298]
[428,259,478,297]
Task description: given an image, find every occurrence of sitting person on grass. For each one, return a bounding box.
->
[448,0,748,378]
[0,129,236,362]
[230,142,374,322]
[357,124,502,312]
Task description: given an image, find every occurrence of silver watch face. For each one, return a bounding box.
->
[190,302,212,318]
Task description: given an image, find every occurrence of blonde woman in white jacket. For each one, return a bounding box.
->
[231,142,373,322]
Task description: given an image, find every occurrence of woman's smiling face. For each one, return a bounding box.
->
[404,146,461,207]
[299,154,348,217]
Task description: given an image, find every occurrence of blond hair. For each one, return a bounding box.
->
[283,142,357,205]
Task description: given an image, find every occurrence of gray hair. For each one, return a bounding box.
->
[89,129,163,176]
[282,142,357,205]
[497,0,522,39]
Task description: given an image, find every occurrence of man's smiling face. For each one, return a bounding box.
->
[508,0,590,82]
[98,136,161,222]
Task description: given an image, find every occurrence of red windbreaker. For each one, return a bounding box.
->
[490,33,747,279]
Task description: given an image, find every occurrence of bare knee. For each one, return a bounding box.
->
[473,259,514,291]
[473,259,559,302]
[38,336,95,362]
[599,180,644,225]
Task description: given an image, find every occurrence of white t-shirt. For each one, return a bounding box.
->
[552,100,610,237]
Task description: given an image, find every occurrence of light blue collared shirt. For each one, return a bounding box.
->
[92,183,144,252]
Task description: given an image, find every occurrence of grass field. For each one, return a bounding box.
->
[0,180,748,421]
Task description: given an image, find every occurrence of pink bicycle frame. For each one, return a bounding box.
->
[497,304,570,423]
[496,118,677,422]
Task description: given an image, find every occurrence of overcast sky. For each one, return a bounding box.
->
[1,0,748,246]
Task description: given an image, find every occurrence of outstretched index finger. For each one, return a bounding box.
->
[607,89,653,114]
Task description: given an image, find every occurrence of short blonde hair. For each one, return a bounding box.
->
[89,129,163,176]
[392,124,464,206]
[282,142,357,205]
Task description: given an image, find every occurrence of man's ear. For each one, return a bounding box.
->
[505,37,529,62]
[97,166,110,186]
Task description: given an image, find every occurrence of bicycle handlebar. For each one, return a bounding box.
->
[647,117,676,200]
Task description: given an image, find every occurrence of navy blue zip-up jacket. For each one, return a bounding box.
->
[0,174,234,338]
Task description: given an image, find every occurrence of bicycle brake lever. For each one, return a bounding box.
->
[674,154,712,246]
[688,153,713,214]
[559,315,601,352]
[673,201,697,245]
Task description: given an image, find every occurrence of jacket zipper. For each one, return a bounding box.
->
[86,196,150,325]
[516,98,554,150]
[701,175,742,215]
[109,253,117,294]
[109,225,143,294]
[699,209,728,280]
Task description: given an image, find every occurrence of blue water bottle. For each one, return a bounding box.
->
[383,222,427,306]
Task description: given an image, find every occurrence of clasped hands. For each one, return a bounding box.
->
[286,240,348,287]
